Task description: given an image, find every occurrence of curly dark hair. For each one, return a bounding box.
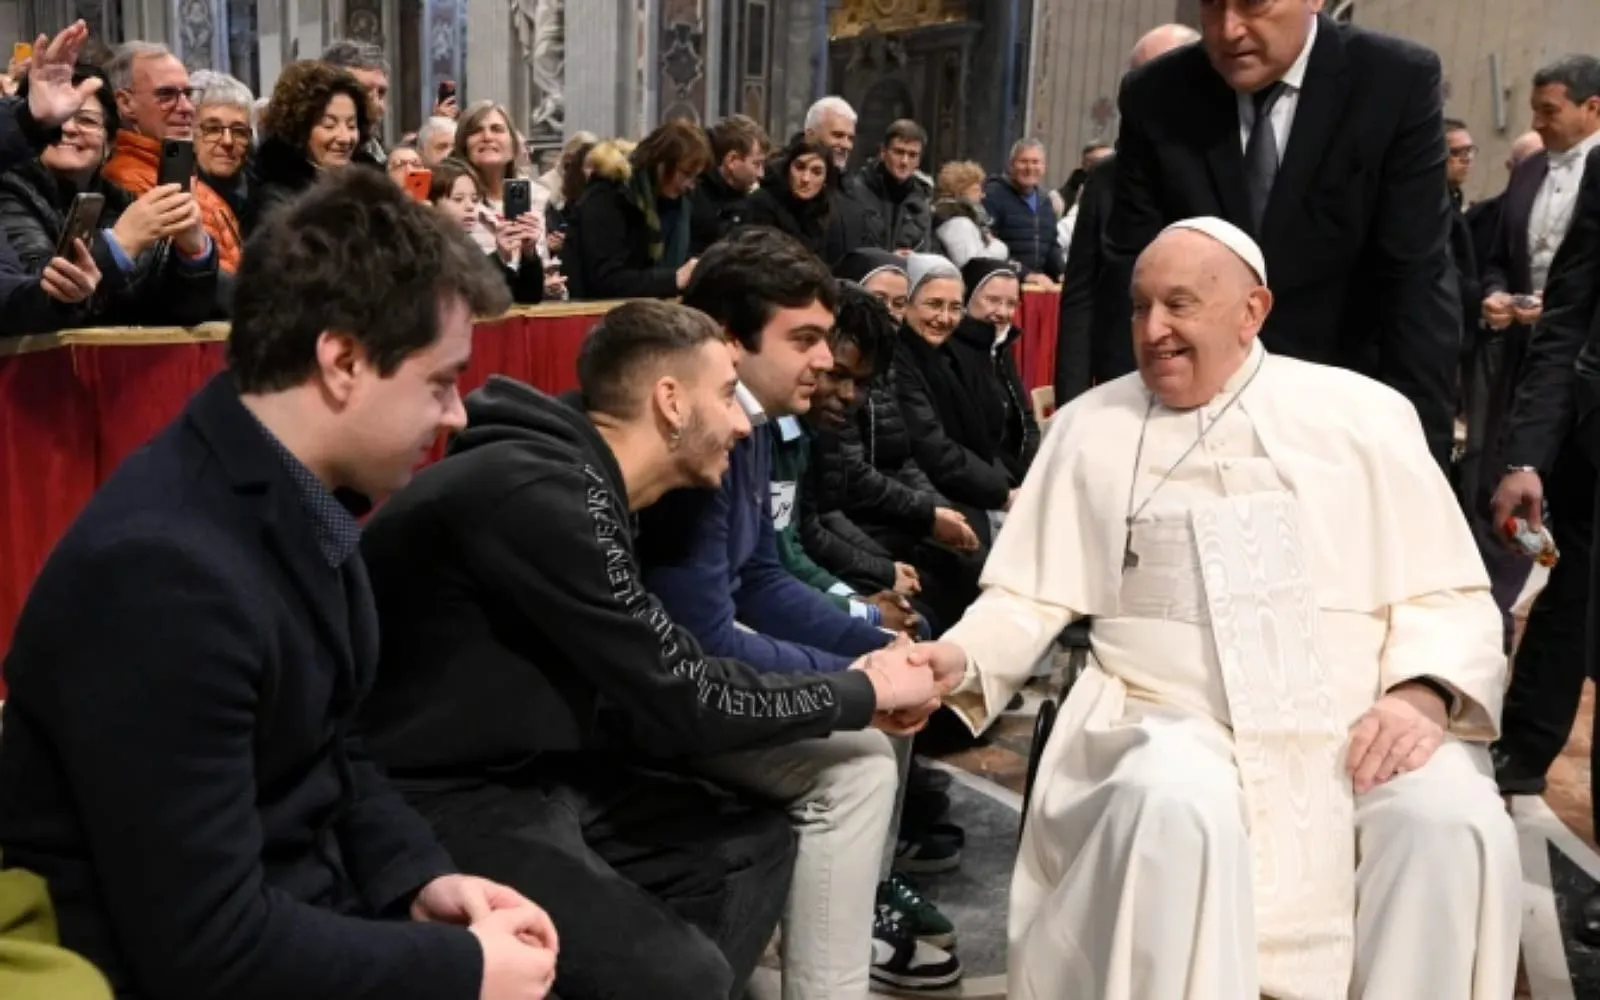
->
[228,167,510,393]
[259,59,373,153]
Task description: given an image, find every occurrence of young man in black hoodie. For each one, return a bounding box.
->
[359,300,947,1000]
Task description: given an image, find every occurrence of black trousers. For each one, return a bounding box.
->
[1498,437,1596,773]
[404,760,795,1000]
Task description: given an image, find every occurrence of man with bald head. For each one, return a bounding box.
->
[916,217,1520,999]
[1054,23,1198,402]
[1106,1,1462,468]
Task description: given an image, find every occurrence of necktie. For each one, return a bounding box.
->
[1244,82,1287,231]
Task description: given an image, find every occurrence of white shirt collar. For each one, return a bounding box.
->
[1552,128,1600,169]
[1221,338,1267,395]
[1280,14,1317,93]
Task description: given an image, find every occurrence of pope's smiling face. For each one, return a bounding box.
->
[1130,229,1272,409]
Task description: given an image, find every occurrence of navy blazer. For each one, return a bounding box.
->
[0,373,482,999]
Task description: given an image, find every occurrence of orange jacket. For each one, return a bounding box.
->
[102,130,242,273]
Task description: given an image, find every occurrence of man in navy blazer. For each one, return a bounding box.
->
[0,168,559,999]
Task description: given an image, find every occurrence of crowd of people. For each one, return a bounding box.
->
[3,0,1600,997]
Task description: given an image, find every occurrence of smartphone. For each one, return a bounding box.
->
[403,167,433,203]
[11,42,32,65]
[1512,293,1542,310]
[502,177,533,221]
[437,79,456,104]
[55,192,105,258]
[158,138,195,191]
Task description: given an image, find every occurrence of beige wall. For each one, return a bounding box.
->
[1027,0,1600,200]
[1355,0,1600,201]
[1026,0,1179,182]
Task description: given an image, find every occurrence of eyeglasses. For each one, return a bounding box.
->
[197,121,252,144]
[141,85,197,107]
[1449,145,1478,161]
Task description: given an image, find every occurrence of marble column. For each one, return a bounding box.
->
[173,0,226,70]
[420,0,462,122]
[464,0,512,110]
[566,0,639,138]
[658,0,707,123]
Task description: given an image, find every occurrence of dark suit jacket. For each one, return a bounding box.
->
[0,374,481,1000]
[1107,15,1461,463]
[1506,148,1600,471]
[1481,152,1549,298]
[1054,153,1124,402]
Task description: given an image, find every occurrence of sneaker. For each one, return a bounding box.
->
[879,873,956,948]
[893,830,961,875]
[871,903,962,992]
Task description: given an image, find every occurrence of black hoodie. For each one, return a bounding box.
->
[358,377,877,778]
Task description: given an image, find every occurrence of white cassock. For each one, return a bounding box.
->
[944,340,1521,1000]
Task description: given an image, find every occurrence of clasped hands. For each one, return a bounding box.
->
[414,874,560,1000]
[850,638,968,736]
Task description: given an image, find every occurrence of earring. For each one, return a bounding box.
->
[668,427,683,450]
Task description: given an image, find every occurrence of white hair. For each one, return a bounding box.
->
[107,41,175,92]
[190,70,254,114]
[417,115,456,146]
[805,96,857,131]
[1008,138,1046,162]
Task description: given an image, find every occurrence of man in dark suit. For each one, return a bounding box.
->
[1054,22,1199,403]
[1488,143,1600,941]
[0,169,561,999]
[1476,56,1600,798]
[1106,3,1460,464]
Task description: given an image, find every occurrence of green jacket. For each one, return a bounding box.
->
[0,868,113,1000]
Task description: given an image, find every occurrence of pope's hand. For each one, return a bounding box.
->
[850,646,936,712]
[1345,685,1448,795]
[909,640,968,696]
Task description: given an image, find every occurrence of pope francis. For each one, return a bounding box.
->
[914,217,1520,999]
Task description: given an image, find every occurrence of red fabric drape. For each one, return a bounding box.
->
[0,348,99,658]
[1014,289,1060,393]
[0,311,607,668]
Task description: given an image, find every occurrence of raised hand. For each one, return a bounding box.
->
[26,21,100,128]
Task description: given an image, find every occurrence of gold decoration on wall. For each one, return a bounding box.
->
[829,0,969,39]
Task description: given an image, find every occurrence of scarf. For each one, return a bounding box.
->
[621,164,689,266]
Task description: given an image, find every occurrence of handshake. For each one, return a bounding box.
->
[850,640,968,736]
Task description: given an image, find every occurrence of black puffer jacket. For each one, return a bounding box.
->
[852,363,944,505]
[948,316,1040,485]
[688,168,751,255]
[800,423,936,590]
[893,323,1013,530]
[845,161,931,253]
[797,454,898,591]
[0,157,218,327]
[743,182,829,258]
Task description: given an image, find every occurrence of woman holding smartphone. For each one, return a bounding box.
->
[0,62,216,328]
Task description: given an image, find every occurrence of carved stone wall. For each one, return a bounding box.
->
[346,0,384,43]
[829,19,977,169]
[658,0,706,122]
[175,0,224,71]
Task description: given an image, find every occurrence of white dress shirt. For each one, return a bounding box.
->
[1237,15,1318,160]
[1527,127,1600,292]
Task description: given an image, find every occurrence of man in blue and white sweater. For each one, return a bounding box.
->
[639,229,963,995]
